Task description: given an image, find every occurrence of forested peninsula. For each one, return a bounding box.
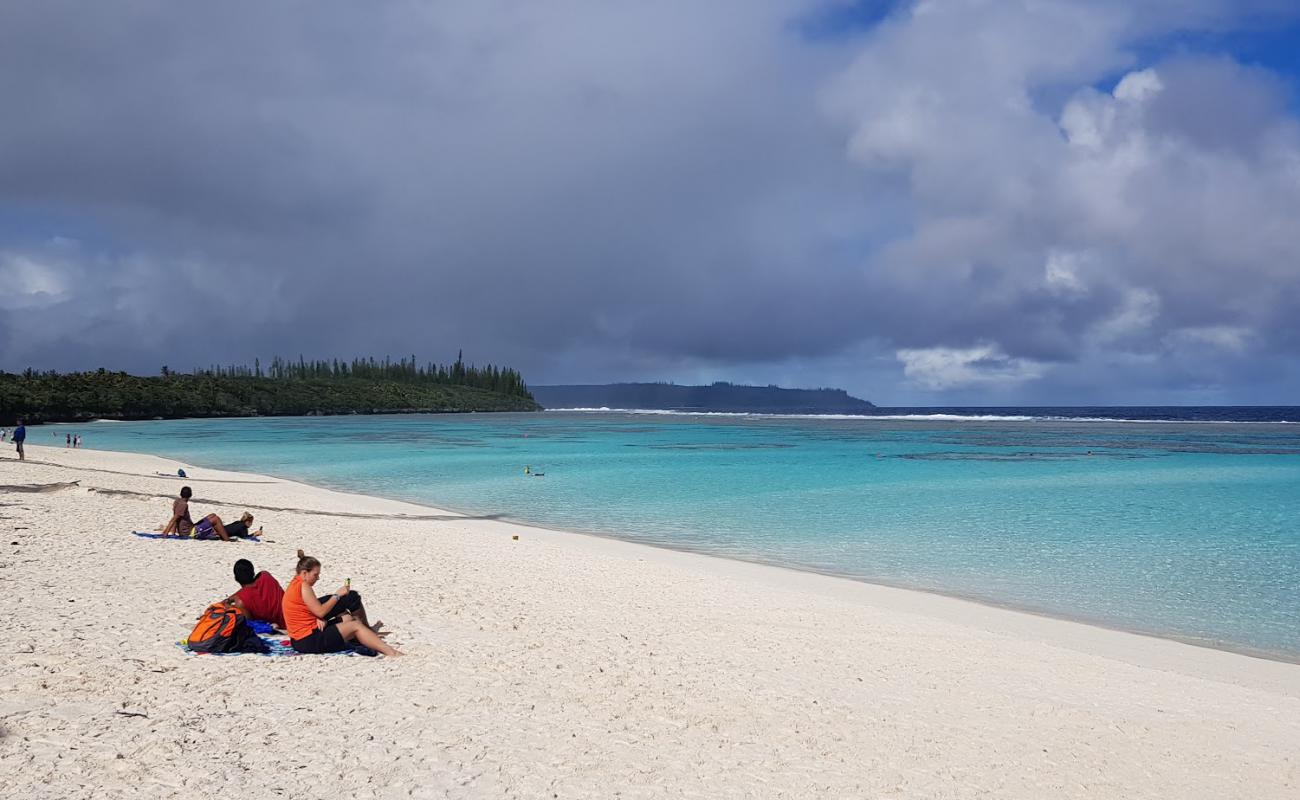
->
[0,355,538,424]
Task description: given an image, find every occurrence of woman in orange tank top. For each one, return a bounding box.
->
[281,550,402,656]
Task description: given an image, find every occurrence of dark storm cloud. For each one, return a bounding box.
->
[2,1,1300,403]
[0,0,877,371]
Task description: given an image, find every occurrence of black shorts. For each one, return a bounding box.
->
[318,591,362,620]
[291,624,349,654]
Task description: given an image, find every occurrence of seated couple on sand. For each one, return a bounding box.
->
[162,487,259,541]
[227,555,402,657]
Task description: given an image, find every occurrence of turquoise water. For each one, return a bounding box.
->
[65,412,1300,658]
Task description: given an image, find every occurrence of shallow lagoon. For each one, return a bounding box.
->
[73,411,1300,658]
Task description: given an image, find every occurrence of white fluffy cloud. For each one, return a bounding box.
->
[823,0,1300,397]
[897,343,1045,390]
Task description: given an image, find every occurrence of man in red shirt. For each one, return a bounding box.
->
[229,559,286,630]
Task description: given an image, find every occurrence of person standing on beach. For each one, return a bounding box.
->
[66,434,71,448]
[12,421,25,461]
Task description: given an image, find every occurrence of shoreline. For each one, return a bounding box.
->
[40,440,1300,669]
[4,444,1299,797]
[12,443,1300,690]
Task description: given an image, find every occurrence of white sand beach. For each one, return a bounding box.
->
[2,444,1298,799]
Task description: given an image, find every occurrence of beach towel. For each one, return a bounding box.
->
[175,631,374,657]
[177,632,293,656]
[132,531,261,542]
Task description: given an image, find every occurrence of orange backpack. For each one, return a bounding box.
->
[187,601,254,654]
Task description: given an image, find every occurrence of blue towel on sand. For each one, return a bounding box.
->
[133,531,260,542]
[176,633,359,657]
[176,628,376,657]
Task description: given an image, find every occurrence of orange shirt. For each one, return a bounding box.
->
[282,574,319,641]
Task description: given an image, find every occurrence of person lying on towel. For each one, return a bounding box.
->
[282,550,402,657]
[187,511,258,541]
[221,512,261,539]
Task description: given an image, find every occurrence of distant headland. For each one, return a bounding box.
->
[532,382,875,415]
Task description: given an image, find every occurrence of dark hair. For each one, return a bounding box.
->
[233,559,256,586]
[295,549,320,574]
[180,486,193,499]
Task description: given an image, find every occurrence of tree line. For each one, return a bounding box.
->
[0,353,537,424]
[161,352,530,399]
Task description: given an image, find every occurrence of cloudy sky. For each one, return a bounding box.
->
[3,1,1300,404]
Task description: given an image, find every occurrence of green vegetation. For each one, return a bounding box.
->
[0,354,538,423]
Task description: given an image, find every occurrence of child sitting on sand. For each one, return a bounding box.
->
[282,550,402,657]
[228,559,286,629]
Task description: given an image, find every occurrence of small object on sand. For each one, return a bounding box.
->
[512,535,519,541]
[177,468,186,477]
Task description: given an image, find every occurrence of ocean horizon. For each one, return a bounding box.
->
[61,407,1300,660]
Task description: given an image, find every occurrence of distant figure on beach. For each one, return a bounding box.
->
[74,435,81,448]
[66,434,71,448]
[228,558,285,629]
[161,486,195,537]
[12,421,25,461]
[282,550,401,656]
